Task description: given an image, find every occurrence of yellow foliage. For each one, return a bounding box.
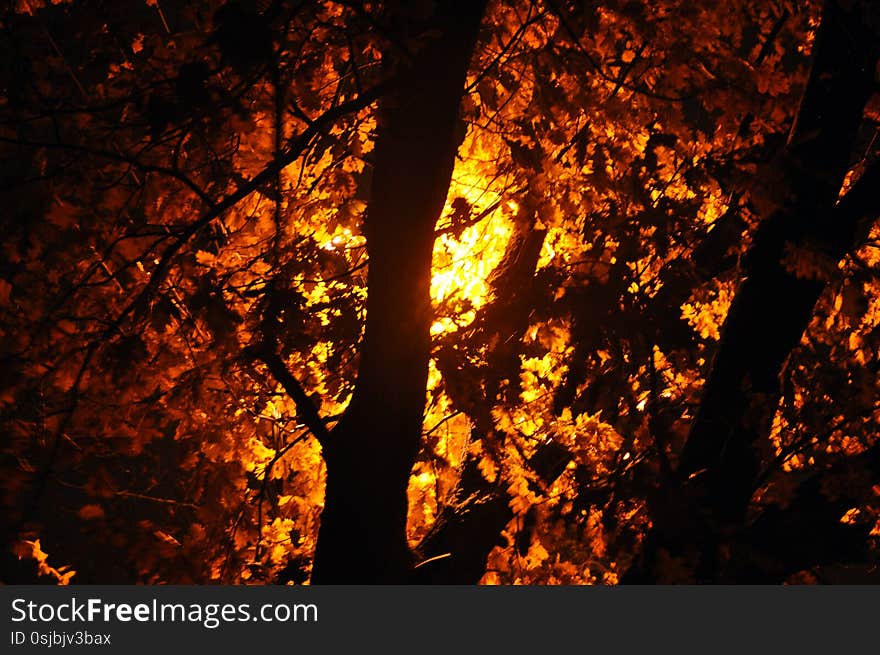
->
[681,280,734,340]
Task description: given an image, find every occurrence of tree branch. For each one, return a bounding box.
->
[247,344,332,451]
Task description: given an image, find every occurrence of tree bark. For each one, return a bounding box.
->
[310,0,487,584]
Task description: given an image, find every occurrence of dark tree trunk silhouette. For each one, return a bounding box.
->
[679,0,878,519]
[413,198,551,583]
[309,0,487,584]
[625,0,879,582]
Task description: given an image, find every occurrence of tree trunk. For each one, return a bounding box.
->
[678,0,878,522]
[415,200,550,583]
[310,0,487,584]
[625,0,879,582]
